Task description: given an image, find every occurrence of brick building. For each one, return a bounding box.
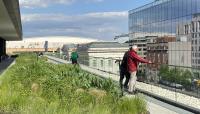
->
[146,36,176,82]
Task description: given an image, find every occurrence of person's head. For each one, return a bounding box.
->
[73,48,76,52]
[130,45,138,52]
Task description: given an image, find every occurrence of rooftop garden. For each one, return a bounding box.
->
[0,53,147,114]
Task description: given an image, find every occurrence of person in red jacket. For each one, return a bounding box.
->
[127,45,152,94]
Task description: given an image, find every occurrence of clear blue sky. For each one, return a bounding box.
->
[19,0,154,41]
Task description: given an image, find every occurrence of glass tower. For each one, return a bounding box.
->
[129,0,200,70]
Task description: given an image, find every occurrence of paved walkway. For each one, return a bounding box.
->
[125,93,180,114]
[0,58,15,75]
[46,55,194,114]
[147,102,178,114]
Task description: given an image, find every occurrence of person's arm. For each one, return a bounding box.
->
[130,52,149,63]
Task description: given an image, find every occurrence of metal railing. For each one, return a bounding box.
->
[46,53,200,112]
[46,52,200,99]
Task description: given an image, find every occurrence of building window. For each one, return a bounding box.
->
[163,54,165,63]
[196,22,198,32]
[192,22,195,32]
[101,60,104,68]
[93,60,97,67]
[108,60,112,67]
[198,21,200,31]
[184,25,188,34]
[192,33,195,38]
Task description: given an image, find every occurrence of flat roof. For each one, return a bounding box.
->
[89,42,129,48]
[0,0,22,41]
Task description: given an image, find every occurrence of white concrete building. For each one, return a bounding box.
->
[77,42,129,74]
[7,36,97,48]
[177,14,200,69]
[6,36,98,53]
[168,42,192,70]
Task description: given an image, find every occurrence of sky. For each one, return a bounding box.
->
[19,0,154,41]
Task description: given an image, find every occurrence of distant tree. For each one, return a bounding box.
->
[164,68,181,83]
[174,68,182,83]
[159,65,183,82]
[158,64,169,81]
[181,70,192,89]
[193,72,200,79]
[159,64,194,90]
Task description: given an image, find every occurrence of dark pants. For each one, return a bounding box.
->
[119,68,130,90]
[72,59,77,64]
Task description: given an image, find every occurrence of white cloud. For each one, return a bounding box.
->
[84,12,128,18]
[19,0,104,8]
[19,0,75,8]
[22,11,128,22]
[21,14,67,22]
[21,11,128,40]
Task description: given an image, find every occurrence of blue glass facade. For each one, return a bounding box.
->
[129,0,200,69]
[129,0,200,37]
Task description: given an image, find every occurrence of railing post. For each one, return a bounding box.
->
[175,66,177,102]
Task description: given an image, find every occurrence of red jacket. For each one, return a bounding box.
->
[127,50,149,72]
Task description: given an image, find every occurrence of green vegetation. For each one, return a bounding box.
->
[0,53,147,114]
[159,65,193,89]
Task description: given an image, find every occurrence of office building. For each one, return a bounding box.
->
[129,0,200,73]
[77,42,129,74]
